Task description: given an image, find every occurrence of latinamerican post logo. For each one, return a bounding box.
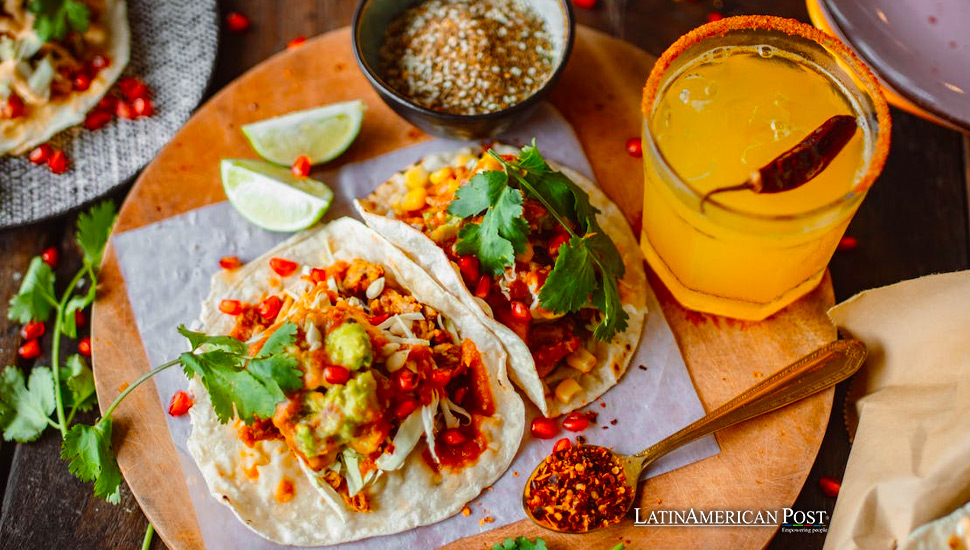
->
[633,508,828,534]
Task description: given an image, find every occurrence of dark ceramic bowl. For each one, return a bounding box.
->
[352,0,575,140]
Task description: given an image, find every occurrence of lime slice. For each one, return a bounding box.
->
[221,159,333,232]
[241,100,365,166]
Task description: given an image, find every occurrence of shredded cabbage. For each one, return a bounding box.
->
[423,391,440,464]
[375,408,424,471]
[298,460,348,520]
[441,396,471,429]
[342,449,365,497]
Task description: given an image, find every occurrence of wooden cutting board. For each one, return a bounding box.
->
[92,26,835,550]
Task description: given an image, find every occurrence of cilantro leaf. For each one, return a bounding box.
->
[7,256,57,324]
[0,366,56,442]
[591,273,628,340]
[177,324,247,355]
[491,537,547,550]
[29,0,90,42]
[61,283,95,339]
[76,200,116,269]
[257,322,297,358]
[61,354,96,412]
[451,170,530,275]
[62,420,122,504]
[539,237,597,314]
[449,171,508,218]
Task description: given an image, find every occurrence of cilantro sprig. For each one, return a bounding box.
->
[447,142,629,340]
[29,0,90,42]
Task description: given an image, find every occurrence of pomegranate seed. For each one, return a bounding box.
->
[323,365,351,385]
[72,73,91,92]
[18,340,42,360]
[443,428,467,446]
[48,149,68,174]
[573,0,597,9]
[396,369,418,392]
[291,155,311,178]
[562,411,590,432]
[225,11,250,33]
[257,295,282,321]
[269,257,298,277]
[549,232,570,256]
[29,144,52,164]
[368,313,390,326]
[41,246,59,268]
[132,97,154,117]
[510,301,531,322]
[78,337,92,357]
[115,100,136,119]
[219,256,241,269]
[395,398,418,419]
[553,437,572,453]
[530,417,559,439]
[219,299,243,315]
[287,35,307,49]
[309,267,327,283]
[21,320,45,341]
[117,77,149,101]
[837,236,858,252]
[97,95,117,111]
[474,275,492,298]
[83,109,112,130]
[167,390,194,416]
[625,137,642,158]
[75,309,87,328]
[431,369,452,387]
[819,476,841,497]
[457,255,479,285]
[89,55,110,71]
[707,11,723,22]
[3,94,24,119]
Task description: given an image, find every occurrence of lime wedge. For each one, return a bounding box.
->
[221,159,333,232]
[241,100,365,166]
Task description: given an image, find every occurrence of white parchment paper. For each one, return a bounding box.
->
[112,104,719,549]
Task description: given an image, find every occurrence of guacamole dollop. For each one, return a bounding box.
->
[294,370,380,458]
[326,321,372,371]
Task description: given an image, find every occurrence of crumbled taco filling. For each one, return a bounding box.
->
[225,258,496,510]
[379,151,603,403]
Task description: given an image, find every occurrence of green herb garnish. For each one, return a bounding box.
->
[29,0,90,42]
[448,141,629,340]
[491,537,548,550]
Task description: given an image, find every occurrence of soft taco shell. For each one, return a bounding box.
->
[356,145,648,417]
[186,217,524,546]
[0,0,130,154]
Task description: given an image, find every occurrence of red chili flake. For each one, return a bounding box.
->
[117,77,150,101]
[553,437,572,453]
[48,149,68,174]
[510,300,531,322]
[257,295,282,321]
[75,309,87,328]
[168,390,194,416]
[395,369,418,392]
[625,137,642,158]
[2,94,24,119]
[132,97,154,117]
[78,337,92,357]
[530,417,560,439]
[21,320,45,341]
[474,275,492,298]
[584,410,599,423]
[115,100,136,120]
[41,246,59,268]
[291,155,311,178]
[225,11,251,33]
[573,0,597,9]
[287,35,307,49]
[72,72,91,92]
[819,476,841,497]
[707,11,724,22]
[324,365,351,385]
[269,257,298,277]
[219,299,243,315]
[394,398,418,419]
[444,428,467,446]
[18,340,42,360]
[562,412,589,432]
[28,144,52,164]
[837,236,858,252]
[219,256,241,270]
[89,55,110,71]
[457,255,479,285]
[309,267,327,283]
[84,109,113,130]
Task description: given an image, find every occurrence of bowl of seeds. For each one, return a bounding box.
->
[352,0,575,139]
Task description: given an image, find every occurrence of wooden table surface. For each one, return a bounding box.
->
[0,1,967,549]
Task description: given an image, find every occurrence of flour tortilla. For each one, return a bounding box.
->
[356,145,648,417]
[186,217,524,546]
[0,0,130,154]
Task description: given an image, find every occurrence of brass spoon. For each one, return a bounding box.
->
[522,339,867,533]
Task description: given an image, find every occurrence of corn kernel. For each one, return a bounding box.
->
[454,153,475,167]
[554,378,582,404]
[402,187,427,211]
[429,166,454,186]
[566,347,597,373]
[476,154,503,173]
[405,166,429,188]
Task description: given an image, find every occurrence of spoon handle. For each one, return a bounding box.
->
[634,339,866,468]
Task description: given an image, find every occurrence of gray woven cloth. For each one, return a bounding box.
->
[0,0,219,227]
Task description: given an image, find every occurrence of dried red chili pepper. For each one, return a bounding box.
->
[700,115,858,209]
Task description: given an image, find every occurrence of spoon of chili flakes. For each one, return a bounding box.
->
[523,339,867,533]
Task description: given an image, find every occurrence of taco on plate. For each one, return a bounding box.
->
[187,217,524,546]
[0,0,129,154]
[356,143,648,417]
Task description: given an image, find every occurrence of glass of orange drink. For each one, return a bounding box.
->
[639,16,891,320]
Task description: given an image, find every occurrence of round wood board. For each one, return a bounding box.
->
[92,26,835,550]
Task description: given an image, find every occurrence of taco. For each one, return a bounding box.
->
[356,143,648,417]
[186,217,524,546]
[0,0,129,154]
